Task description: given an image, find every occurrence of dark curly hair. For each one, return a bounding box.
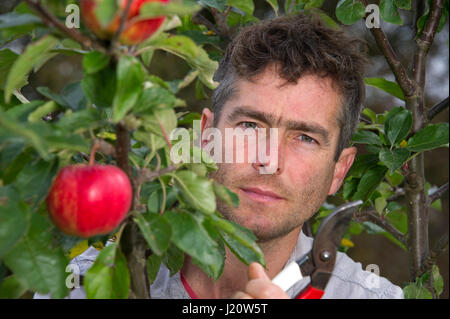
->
[212,13,368,160]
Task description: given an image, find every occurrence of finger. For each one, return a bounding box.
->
[245,278,290,299]
[230,291,253,299]
[248,262,269,281]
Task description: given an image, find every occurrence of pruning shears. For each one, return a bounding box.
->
[272,200,363,299]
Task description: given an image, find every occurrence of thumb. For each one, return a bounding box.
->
[248,262,270,281]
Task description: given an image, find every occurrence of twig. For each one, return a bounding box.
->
[354,209,406,245]
[360,0,416,97]
[419,233,449,277]
[387,188,406,202]
[192,10,223,38]
[24,0,106,53]
[138,165,178,184]
[427,97,449,121]
[413,0,444,91]
[428,182,449,204]
[109,0,133,55]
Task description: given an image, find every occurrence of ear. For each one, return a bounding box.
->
[200,108,215,146]
[328,147,356,195]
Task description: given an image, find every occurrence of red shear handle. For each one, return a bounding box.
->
[295,286,325,299]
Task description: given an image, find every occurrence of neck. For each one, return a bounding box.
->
[181,227,302,299]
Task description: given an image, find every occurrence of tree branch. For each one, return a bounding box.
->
[109,0,133,55]
[419,233,449,277]
[360,0,416,97]
[428,182,449,204]
[138,165,178,185]
[115,123,150,299]
[24,0,106,53]
[354,209,406,246]
[413,0,444,91]
[427,96,449,121]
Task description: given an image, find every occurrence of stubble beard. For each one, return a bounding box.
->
[210,163,329,243]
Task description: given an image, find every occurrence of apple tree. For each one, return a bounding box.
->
[0,0,448,299]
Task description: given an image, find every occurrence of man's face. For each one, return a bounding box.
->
[202,68,356,242]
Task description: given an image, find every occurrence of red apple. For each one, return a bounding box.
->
[81,0,169,45]
[47,164,132,238]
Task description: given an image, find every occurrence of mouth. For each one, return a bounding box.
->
[240,187,285,203]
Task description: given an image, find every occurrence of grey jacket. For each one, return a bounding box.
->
[35,231,404,299]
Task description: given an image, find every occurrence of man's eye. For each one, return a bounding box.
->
[297,134,316,144]
[238,121,258,130]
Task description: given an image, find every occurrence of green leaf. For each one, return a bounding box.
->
[395,0,411,10]
[352,130,383,145]
[28,101,59,122]
[199,0,227,11]
[209,214,265,266]
[150,35,219,89]
[37,82,88,111]
[173,170,216,215]
[46,134,89,153]
[343,178,359,200]
[146,254,163,284]
[384,107,412,145]
[385,209,407,233]
[213,182,239,208]
[84,244,130,299]
[417,0,448,36]
[227,0,255,16]
[133,86,177,114]
[335,0,366,25]
[4,36,59,103]
[135,213,172,256]
[82,64,117,108]
[5,100,44,122]
[0,49,20,89]
[362,108,377,123]
[112,55,144,123]
[403,281,432,299]
[55,108,102,133]
[432,265,444,297]
[162,243,184,276]
[95,0,118,27]
[265,0,279,15]
[364,77,405,101]
[305,0,325,9]
[14,156,59,207]
[142,108,177,140]
[311,9,340,29]
[0,275,28,299]
[380,0,403,25]
[0,193,30,258]
[139,0,201,18]
[353,165,388,202]
[374,196,387,214]
[0,12,43,30]
[379,147,410,174]
[347,153,380,178]
[406,123,449,152]
[164,210,224,279]
[0,111,50,160]
[3,214,69,298]
[82,51,110,75]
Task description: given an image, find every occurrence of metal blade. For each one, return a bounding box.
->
[311,200,363,273]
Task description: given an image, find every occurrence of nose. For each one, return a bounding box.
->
[252,128,284,175]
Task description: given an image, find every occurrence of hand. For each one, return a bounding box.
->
[231,262,290,299]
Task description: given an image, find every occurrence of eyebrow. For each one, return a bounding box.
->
[226,106,330,145]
